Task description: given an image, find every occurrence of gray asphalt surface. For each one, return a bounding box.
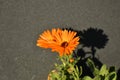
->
[0,0,120,80]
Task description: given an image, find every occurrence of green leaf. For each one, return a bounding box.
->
[79,66,82,76]
[99,64,108,76]
[82,76,93,80]
[86,58,99,76]
[86,58,95,72]
[93,75,102,80]
[93,68,100,76]
[108,72,117,80]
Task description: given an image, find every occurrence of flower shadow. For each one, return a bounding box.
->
[63,27,109,58]
[77,27,109,58]
[63,27,109,77]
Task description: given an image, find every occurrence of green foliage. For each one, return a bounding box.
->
[49,55,82,80]
[83,58,117,80]
[49,57,117,80]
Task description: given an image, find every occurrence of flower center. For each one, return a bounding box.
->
[61,41,68,48]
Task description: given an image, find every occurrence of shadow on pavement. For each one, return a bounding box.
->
[63,27,111,77]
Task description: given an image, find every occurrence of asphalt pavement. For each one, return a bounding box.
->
[0,0,120,80]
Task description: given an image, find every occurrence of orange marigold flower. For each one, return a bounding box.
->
[37,28,80,56]
[49,29,80,56]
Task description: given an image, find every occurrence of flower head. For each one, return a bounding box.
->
[51,29,80,56]
[37,28,80,56]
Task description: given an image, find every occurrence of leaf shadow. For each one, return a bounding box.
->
[117,68,120,80]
